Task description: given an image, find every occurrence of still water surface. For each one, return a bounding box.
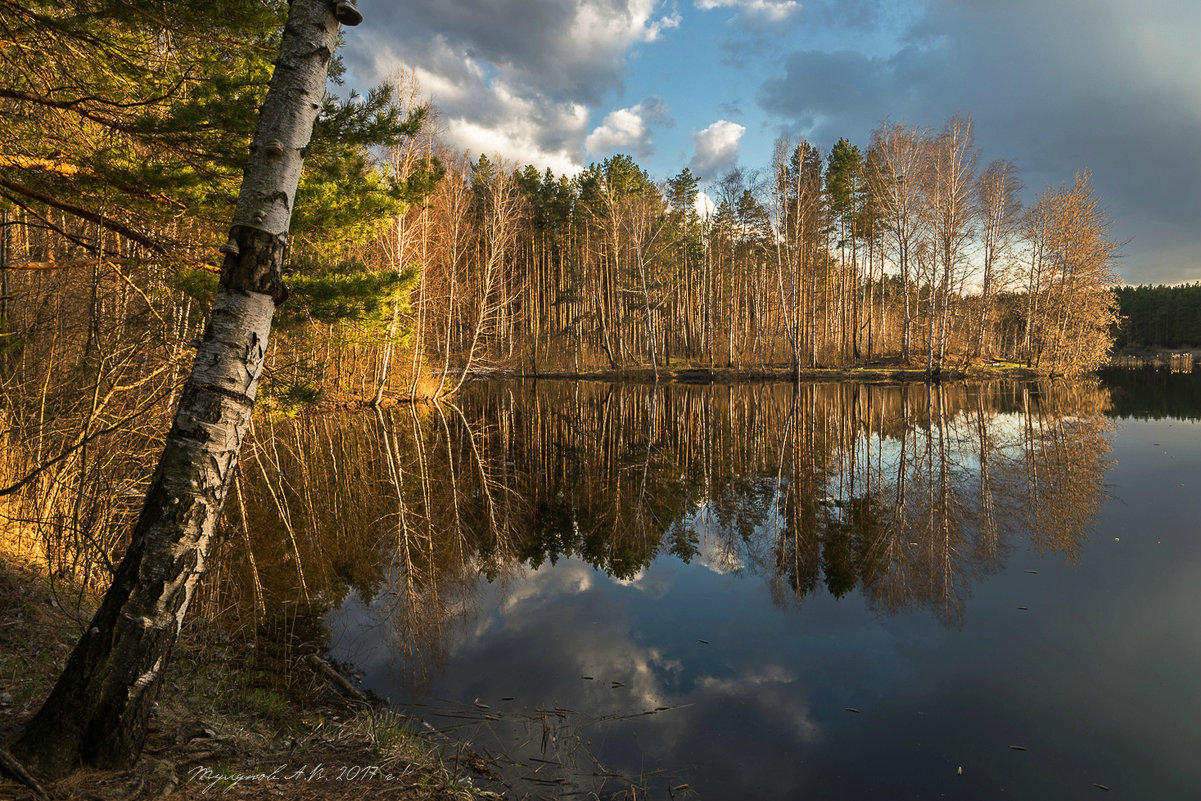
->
[263,373,1199,799]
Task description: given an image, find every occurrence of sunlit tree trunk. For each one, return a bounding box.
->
[925,116,977,372]
[971,160,1021,361]
[12,0,355,777]
[1,209,11,339]
[446,164,518,396]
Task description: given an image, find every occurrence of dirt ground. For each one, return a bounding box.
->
[0,559,494,801]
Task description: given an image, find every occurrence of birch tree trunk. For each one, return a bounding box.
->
[12,0,358,778]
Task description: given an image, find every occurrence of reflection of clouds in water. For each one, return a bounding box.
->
[690,506,747,574]
[336,552,941,796]
[609,660,821,797]
[613,565,674,598]
[325,589,404,691]
[413,558,687,713]
[498,560,593,614]
[696,665,820,742]
[611,570,644,587]
[455,560,596,643]
[612,646,683,711]
[514,561,680,710]
[425,556,825,795]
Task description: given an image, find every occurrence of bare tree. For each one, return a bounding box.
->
[771,138,803,372]
[428,153,473,398]
[373,68,435,406]
[923,116,977,372]
[445,156,521,396]
[868,122,929,363]
[971,160,1022,360]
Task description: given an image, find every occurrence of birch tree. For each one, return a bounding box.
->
[868,123,929,363]
[924,116,977,371]
[12,0,363,778]
[971,160,1022,359]
[444,154,521,396]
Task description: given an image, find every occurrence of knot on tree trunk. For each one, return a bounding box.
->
[218,226,289,305]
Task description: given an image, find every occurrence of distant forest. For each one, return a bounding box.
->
[1114,284,1201,349]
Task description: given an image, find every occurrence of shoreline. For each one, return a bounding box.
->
[312,362,1057,412]
[501,362,1049,385]
[303,358,1201,414]
[0,558,488,800]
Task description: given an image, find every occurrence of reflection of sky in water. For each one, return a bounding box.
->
[327,415,1201,799]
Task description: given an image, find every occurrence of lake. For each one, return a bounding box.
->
[238,370,1201,799]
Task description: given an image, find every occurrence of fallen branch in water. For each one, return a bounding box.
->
[305,654,369,703]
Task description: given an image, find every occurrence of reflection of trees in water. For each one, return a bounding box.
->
[1100,367,1201,421]
[768,381,1113,625]
[223,379,1113,678]
[209,404,492,685]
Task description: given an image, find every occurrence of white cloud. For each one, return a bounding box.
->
[689,119,746,178]
[450,114,586,178]
[565,0,682,85]
[695,0,802,23]
[584,98,672,158]
[345,2,683,176]
[353,1,681,103]
[586,108,651,156]
[359,36,589,174]
[647,9,684,40]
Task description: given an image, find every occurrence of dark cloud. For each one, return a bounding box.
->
[757,0,1201,282]
[638,95,675,127]
[350,0,677,105]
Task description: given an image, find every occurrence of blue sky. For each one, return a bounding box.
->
[343,0,1200,285]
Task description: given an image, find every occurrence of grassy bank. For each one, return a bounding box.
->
[294,360,1052,413]
[501,358,1047,385]
[0,558,493,801]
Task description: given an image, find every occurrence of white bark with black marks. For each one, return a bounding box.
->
[13,0,356,779]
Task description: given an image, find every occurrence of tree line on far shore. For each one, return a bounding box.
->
[1114,283,1201,349]
[367,108,1121,389]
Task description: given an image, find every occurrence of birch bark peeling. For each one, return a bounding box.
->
[12,0,352,779]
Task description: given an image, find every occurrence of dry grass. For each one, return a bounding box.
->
[0,556,491,801]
